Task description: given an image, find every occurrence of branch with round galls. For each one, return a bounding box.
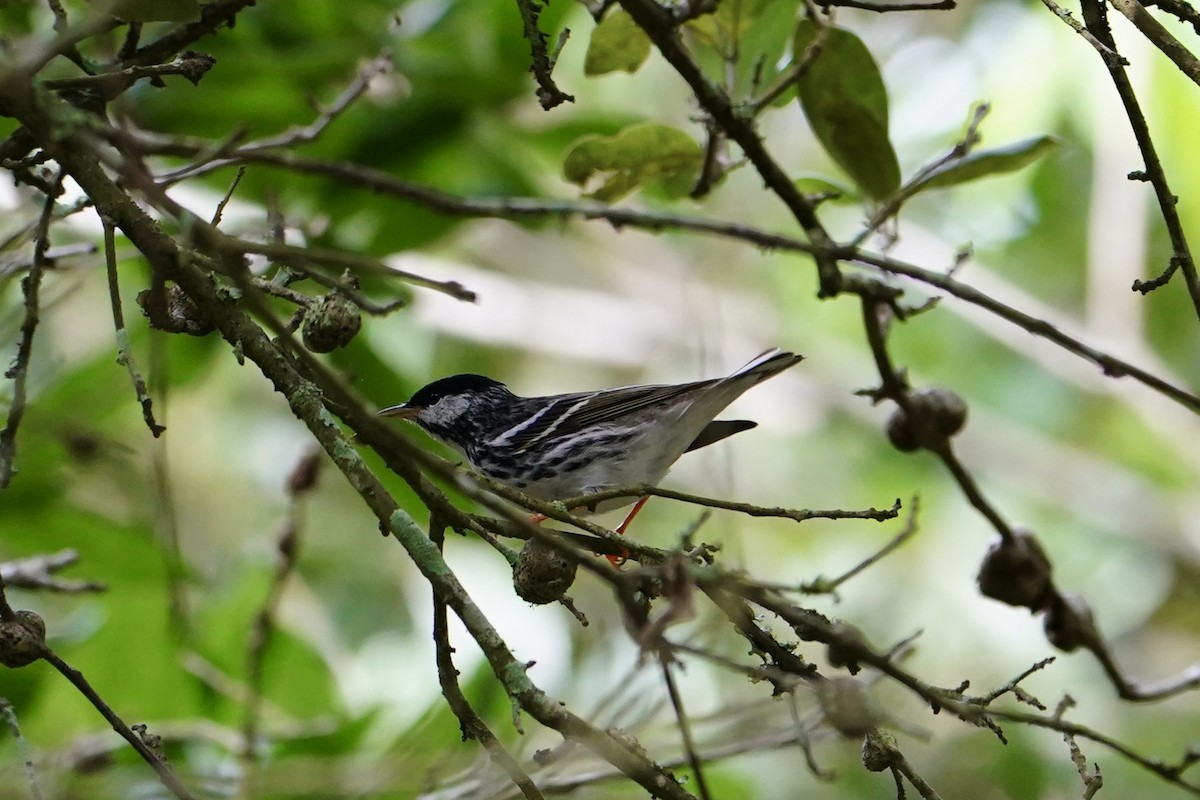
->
[300,289,361,353]
[884,388,967,453]
[859,297,1017,541]
[976,530,1054,611]
[860,294,1200,702]
[0,571,197,799]
[512,538,580,605]
[976,528,1200,701]
[137,282,217,336]
[0,610,46,669]
[707,579,1200,793]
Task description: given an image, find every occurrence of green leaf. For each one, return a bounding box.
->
[794,21,900,200]
[563,124,702,202]
[911,136,1060,193]
[735,0,802,96]
[585,10,651,76]
[687,0,771,55]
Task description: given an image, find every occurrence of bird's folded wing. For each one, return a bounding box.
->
[505,380,713,451]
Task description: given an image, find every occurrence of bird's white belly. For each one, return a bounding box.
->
[515,428,688,513]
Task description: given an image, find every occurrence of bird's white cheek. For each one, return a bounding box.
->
[420,394,472,428]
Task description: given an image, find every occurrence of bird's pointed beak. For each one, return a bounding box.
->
[379,403,422,420]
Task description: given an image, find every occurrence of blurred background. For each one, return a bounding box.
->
[2,0,1199,797]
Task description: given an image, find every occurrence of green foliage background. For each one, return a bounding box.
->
[1,1,1199,798]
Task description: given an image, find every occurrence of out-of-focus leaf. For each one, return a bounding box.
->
[688,0,771,53]
[563,124,702,202]
[735,0,802,96]
[585,10,651,75]
[794,21,899,200]
[0,3,34,35]
[190,570,337,719]
[108,0,200,22]
[795,174,858,204]
[911,136,1060,193]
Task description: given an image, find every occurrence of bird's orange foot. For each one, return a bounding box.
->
[605,547,629,567]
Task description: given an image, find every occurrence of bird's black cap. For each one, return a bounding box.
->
[407,374,507,408]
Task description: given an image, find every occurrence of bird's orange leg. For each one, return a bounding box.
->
[616,496,650,534]
[605,495,650,566]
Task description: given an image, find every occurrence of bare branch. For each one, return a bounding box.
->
[1110,0,1200,85]
[430,519,547,800]
[616,0,842,295]
[801,498,920,594]
[42,52,216,95]
[514,0,574,109]
[1,171,63,488]
[103,219,166,437]
[0,550,105,594]
[0,571,197,799]
[1079,0,1200,320]
[821,0,955,9]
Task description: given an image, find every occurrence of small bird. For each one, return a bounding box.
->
[380,348,803,539]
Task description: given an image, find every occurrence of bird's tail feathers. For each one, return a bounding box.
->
[728,348,804,384]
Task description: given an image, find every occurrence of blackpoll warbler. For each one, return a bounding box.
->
[381,349,803,537]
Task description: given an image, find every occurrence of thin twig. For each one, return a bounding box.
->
[849,249,1200,413]
[103,219,166,437]
[42,53,216,94]
[237,51,394,153]
[822,0,954,9]
[147,329,190,639]
[226,238,476,301]
[125,0,257,67]
[1064,732,1104,798]
[852,103,990,246]
[1110,0,1200,85]
[38,648,199,800]
[800,497,920,594]
[1086,635,1200,702]
[554,484,901,524]
[11,12,115,76]
[513,0,574,109]
[1040,0,1128,66]
[970,658,1055,708]
[0,568,196,798]
[1079,0,1200,321]
[657,656,713,800]
[1,171,62,488]
[859,295,1019,541]
[888,744,944,799]
[0,550,105,594]
[616,0,842,295]
[211,166,246,226]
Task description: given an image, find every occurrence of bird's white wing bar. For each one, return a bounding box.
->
[487,397,562,447]
[514,393,600,451]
